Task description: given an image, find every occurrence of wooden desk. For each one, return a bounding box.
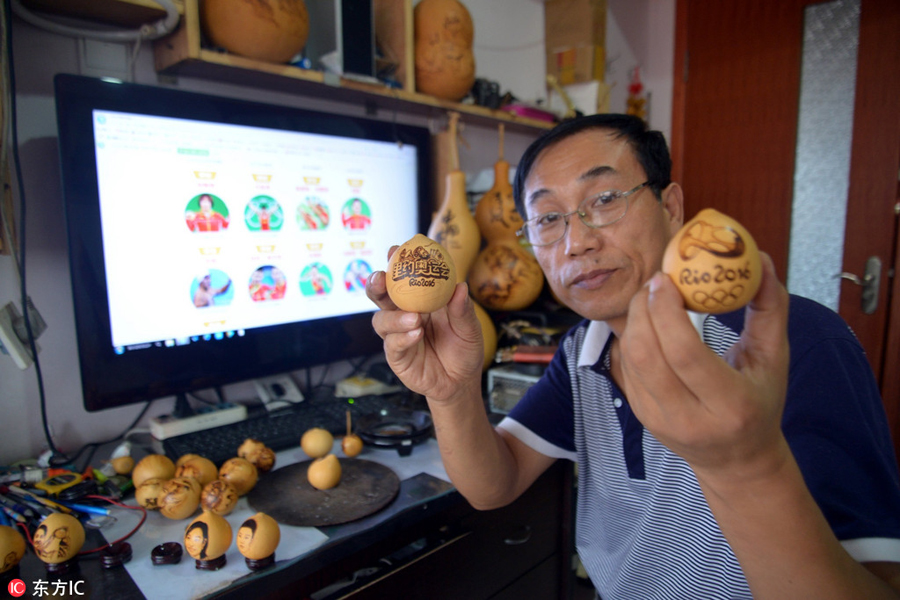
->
[7,439,575,600]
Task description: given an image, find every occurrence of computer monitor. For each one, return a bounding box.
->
[54,74,431,412]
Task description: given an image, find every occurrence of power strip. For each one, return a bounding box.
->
[150,403,247,441]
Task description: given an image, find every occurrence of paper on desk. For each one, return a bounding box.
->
[100,438,449,599]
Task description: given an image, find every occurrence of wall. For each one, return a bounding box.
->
[0,0,675,464]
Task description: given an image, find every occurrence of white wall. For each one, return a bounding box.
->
[0,0,675,464]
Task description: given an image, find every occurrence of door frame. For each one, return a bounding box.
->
[671,0,900,460]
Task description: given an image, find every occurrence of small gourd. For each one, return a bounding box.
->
[237,512,281,567]
[0,524,26,573]
[200,479,240,516]
[218,457,259,496]
[158,477,202,520]
[662,208,762,314]
[386,234,457,313]
[33,513,85,566]
[184,510,232,568]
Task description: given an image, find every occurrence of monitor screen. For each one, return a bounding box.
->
[54,74,431,412]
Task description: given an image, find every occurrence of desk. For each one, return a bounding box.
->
[9,438,575,599]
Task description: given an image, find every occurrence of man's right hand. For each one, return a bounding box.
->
[366,247,484,404]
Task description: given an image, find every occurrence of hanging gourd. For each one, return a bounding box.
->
[200,0,310,64]
[414,0,476,101]
[472,300,498,371]
[427,112,480,281]
[468,124,544,311]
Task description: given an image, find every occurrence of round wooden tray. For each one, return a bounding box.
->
[247,459,400,527]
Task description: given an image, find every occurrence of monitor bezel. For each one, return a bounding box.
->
[54,74,431,412]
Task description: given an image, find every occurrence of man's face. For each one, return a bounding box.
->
[522,129,682,333]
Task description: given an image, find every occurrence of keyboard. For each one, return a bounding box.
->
[158,392,428,466]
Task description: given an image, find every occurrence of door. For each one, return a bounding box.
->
[671,0,900,459]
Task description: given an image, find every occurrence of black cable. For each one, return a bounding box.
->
[4,0,63,462]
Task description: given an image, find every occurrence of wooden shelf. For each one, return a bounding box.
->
[150,0,554,133]
[20,0,184,29]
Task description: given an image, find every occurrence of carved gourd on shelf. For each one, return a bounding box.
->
[414,0,476,101]
[200,0,310,64]
[468,124,544,311]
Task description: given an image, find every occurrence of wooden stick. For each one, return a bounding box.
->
[447,111,460,172]
[346,409,352,436]
[498,123,505,161]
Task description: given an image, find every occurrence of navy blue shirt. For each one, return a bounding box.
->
[499,295,900,598]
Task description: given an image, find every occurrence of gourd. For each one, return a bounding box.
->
[427,112,480,281]
[414,0,476,101]
[468,125,544,311]
[200,0,310,64]
[473,300,498,371]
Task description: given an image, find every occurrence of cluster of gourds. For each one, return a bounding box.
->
[199,0,476,102]
[427,114,545,371]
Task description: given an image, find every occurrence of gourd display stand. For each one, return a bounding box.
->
[468,125,545,311]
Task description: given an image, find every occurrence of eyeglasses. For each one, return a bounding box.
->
[516,181,650,247]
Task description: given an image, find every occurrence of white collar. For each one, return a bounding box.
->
[576,311,709,368]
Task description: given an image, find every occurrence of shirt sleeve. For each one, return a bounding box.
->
[783,297,900,562]
[497,331,578,461]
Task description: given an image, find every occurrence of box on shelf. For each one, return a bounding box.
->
[544,0,607,86]
[487,364,544,415]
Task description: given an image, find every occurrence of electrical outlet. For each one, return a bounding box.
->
[78,38,132,82]
[0,301,37,370]
[254,374,304,411]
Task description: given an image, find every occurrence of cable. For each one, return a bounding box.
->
[10,0,179,42]
[61,400,154,473]
[76,495,147,556]
[2,0,61,463]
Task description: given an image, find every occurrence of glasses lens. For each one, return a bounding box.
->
[581,192,627,228]
[525,219,565,246]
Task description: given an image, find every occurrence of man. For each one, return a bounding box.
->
[193,273,231,307]
[367,114,900,598]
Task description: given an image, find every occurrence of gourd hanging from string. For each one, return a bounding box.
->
[468,124,544,311]
[427,112,480,281]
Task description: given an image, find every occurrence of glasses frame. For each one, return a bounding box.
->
[517,181,650,247]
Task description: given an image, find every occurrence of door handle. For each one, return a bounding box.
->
[835,256,881,314]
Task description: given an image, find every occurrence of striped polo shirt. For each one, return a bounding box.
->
[498,295,900,599]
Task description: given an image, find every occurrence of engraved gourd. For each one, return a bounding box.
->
[427,112,480,281]
[414,0,476,101]
[469,124,544,311]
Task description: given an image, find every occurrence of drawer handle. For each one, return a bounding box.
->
[503,525,532,545]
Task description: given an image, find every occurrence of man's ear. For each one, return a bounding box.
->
[660,182,684,234]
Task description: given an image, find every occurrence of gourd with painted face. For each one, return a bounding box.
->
[33,513,85,565]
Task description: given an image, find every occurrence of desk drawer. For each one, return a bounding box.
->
[334,465,567,600]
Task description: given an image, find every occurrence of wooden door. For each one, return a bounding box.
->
[671,0,900,459]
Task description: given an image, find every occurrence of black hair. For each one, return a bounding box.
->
[241,519,258,536]
[513,114,672,219]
